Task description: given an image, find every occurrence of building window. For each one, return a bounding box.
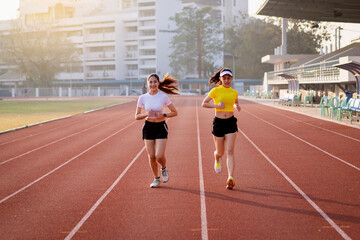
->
[212,9,221,20]
[55,3,64,19]
[127,65,138,70]
[121,0,137,9]
[89,27,114,34]
[89,65,115,71]
[234,0,236,7]
[141,49,155,56]
[140,9,155,17]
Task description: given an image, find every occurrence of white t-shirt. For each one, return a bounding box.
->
[137,91,172,118]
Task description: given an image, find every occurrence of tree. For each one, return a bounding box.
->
[224,17,331,79]
[169,6,223,78]
[0,22,77,87]
[224,17,280,79]
[267,17,331,54]
[286,19,331,54]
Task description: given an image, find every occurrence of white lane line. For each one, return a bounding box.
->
[0,125,67,147]
[64,99,186,238]
[65,146,145,240]
[0,121,137,204]
[238,129,352,240]
[260,107,360,143]
[0,116,72,135]
[0,114,124,166]
[0,101,130,140]
[0,113,96,146]
[196,102,208,240]
[244,110,360,171]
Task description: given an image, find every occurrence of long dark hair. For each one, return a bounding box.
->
[208,68,232,87]
[147,73,180,95]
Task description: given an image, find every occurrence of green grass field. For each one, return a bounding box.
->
[0,98,131,132]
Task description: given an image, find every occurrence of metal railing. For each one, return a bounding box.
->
[0,86,143,98]
[267,60,340,85]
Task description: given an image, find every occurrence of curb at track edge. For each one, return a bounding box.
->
[0,101,132,135]
[239,96,360,130]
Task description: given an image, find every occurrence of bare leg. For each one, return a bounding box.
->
[224,133,237,177]
[212,135,225,161]
[154,138,167,169]
[144,140,159,178]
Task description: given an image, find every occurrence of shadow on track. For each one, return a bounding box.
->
[160,186,360,224]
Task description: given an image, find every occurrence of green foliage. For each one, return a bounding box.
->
[169,6,224,78]
[224,17,332,79]
[225,17,279,79]
[0,22,78,87]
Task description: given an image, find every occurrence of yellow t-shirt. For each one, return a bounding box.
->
[208,85,238,112]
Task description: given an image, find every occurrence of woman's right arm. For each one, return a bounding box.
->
[135,106,148,120]
[202,95,224,109]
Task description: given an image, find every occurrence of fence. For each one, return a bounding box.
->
[266,60,340,85]
[0,86,143,98]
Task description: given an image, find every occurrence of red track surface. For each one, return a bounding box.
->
[1,96,359,240]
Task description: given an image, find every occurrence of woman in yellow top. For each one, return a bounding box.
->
[202,68,241,189]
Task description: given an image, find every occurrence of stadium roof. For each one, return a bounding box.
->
[291,42,360,67]
[257,0,360,23]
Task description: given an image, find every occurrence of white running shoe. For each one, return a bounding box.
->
[161,168,169,183]
[150,178,160,188]
[214,160,222,174]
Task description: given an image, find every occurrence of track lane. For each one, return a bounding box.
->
[0,108,139,199]
[65,97,204,240]
[0,97,189,239]
[240,99,360,139]
[239,128,351,240]
[240,100,360,170]
[0,101,136,163]
[258,103,360,143]
[0,114,145,239]
[0,96,359,239]
[0,98,136,145]
[236,100,360,238]
[196,101,349,239]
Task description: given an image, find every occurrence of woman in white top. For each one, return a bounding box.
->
[135,73,179,188]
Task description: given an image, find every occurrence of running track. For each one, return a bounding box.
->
[0,96,359,240]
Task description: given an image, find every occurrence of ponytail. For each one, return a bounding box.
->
[147,73,179,95]
[208,68,232,87]
[208,69,222,87]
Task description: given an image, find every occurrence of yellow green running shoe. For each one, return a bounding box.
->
[214,160,222,174]
[226,176,235,190]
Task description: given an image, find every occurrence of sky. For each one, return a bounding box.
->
[0,0,265,21]
[248,0,360,48]
[249,0,266,16]
[0,0,20,21]
[0,0,359,47]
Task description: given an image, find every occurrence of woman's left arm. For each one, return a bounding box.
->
[234,99,241,112]
[154,103,178,119]
[164,104,178,118]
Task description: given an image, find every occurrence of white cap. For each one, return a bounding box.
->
[220,70,232,77]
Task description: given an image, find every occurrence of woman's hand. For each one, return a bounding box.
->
[155,111,164,118]
[135,106,148,120]
[217,102,225,109]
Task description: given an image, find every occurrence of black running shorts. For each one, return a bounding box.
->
[212,116,238,137]
[142,121,168,140]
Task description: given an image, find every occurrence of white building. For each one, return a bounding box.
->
[0,0,248,90]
